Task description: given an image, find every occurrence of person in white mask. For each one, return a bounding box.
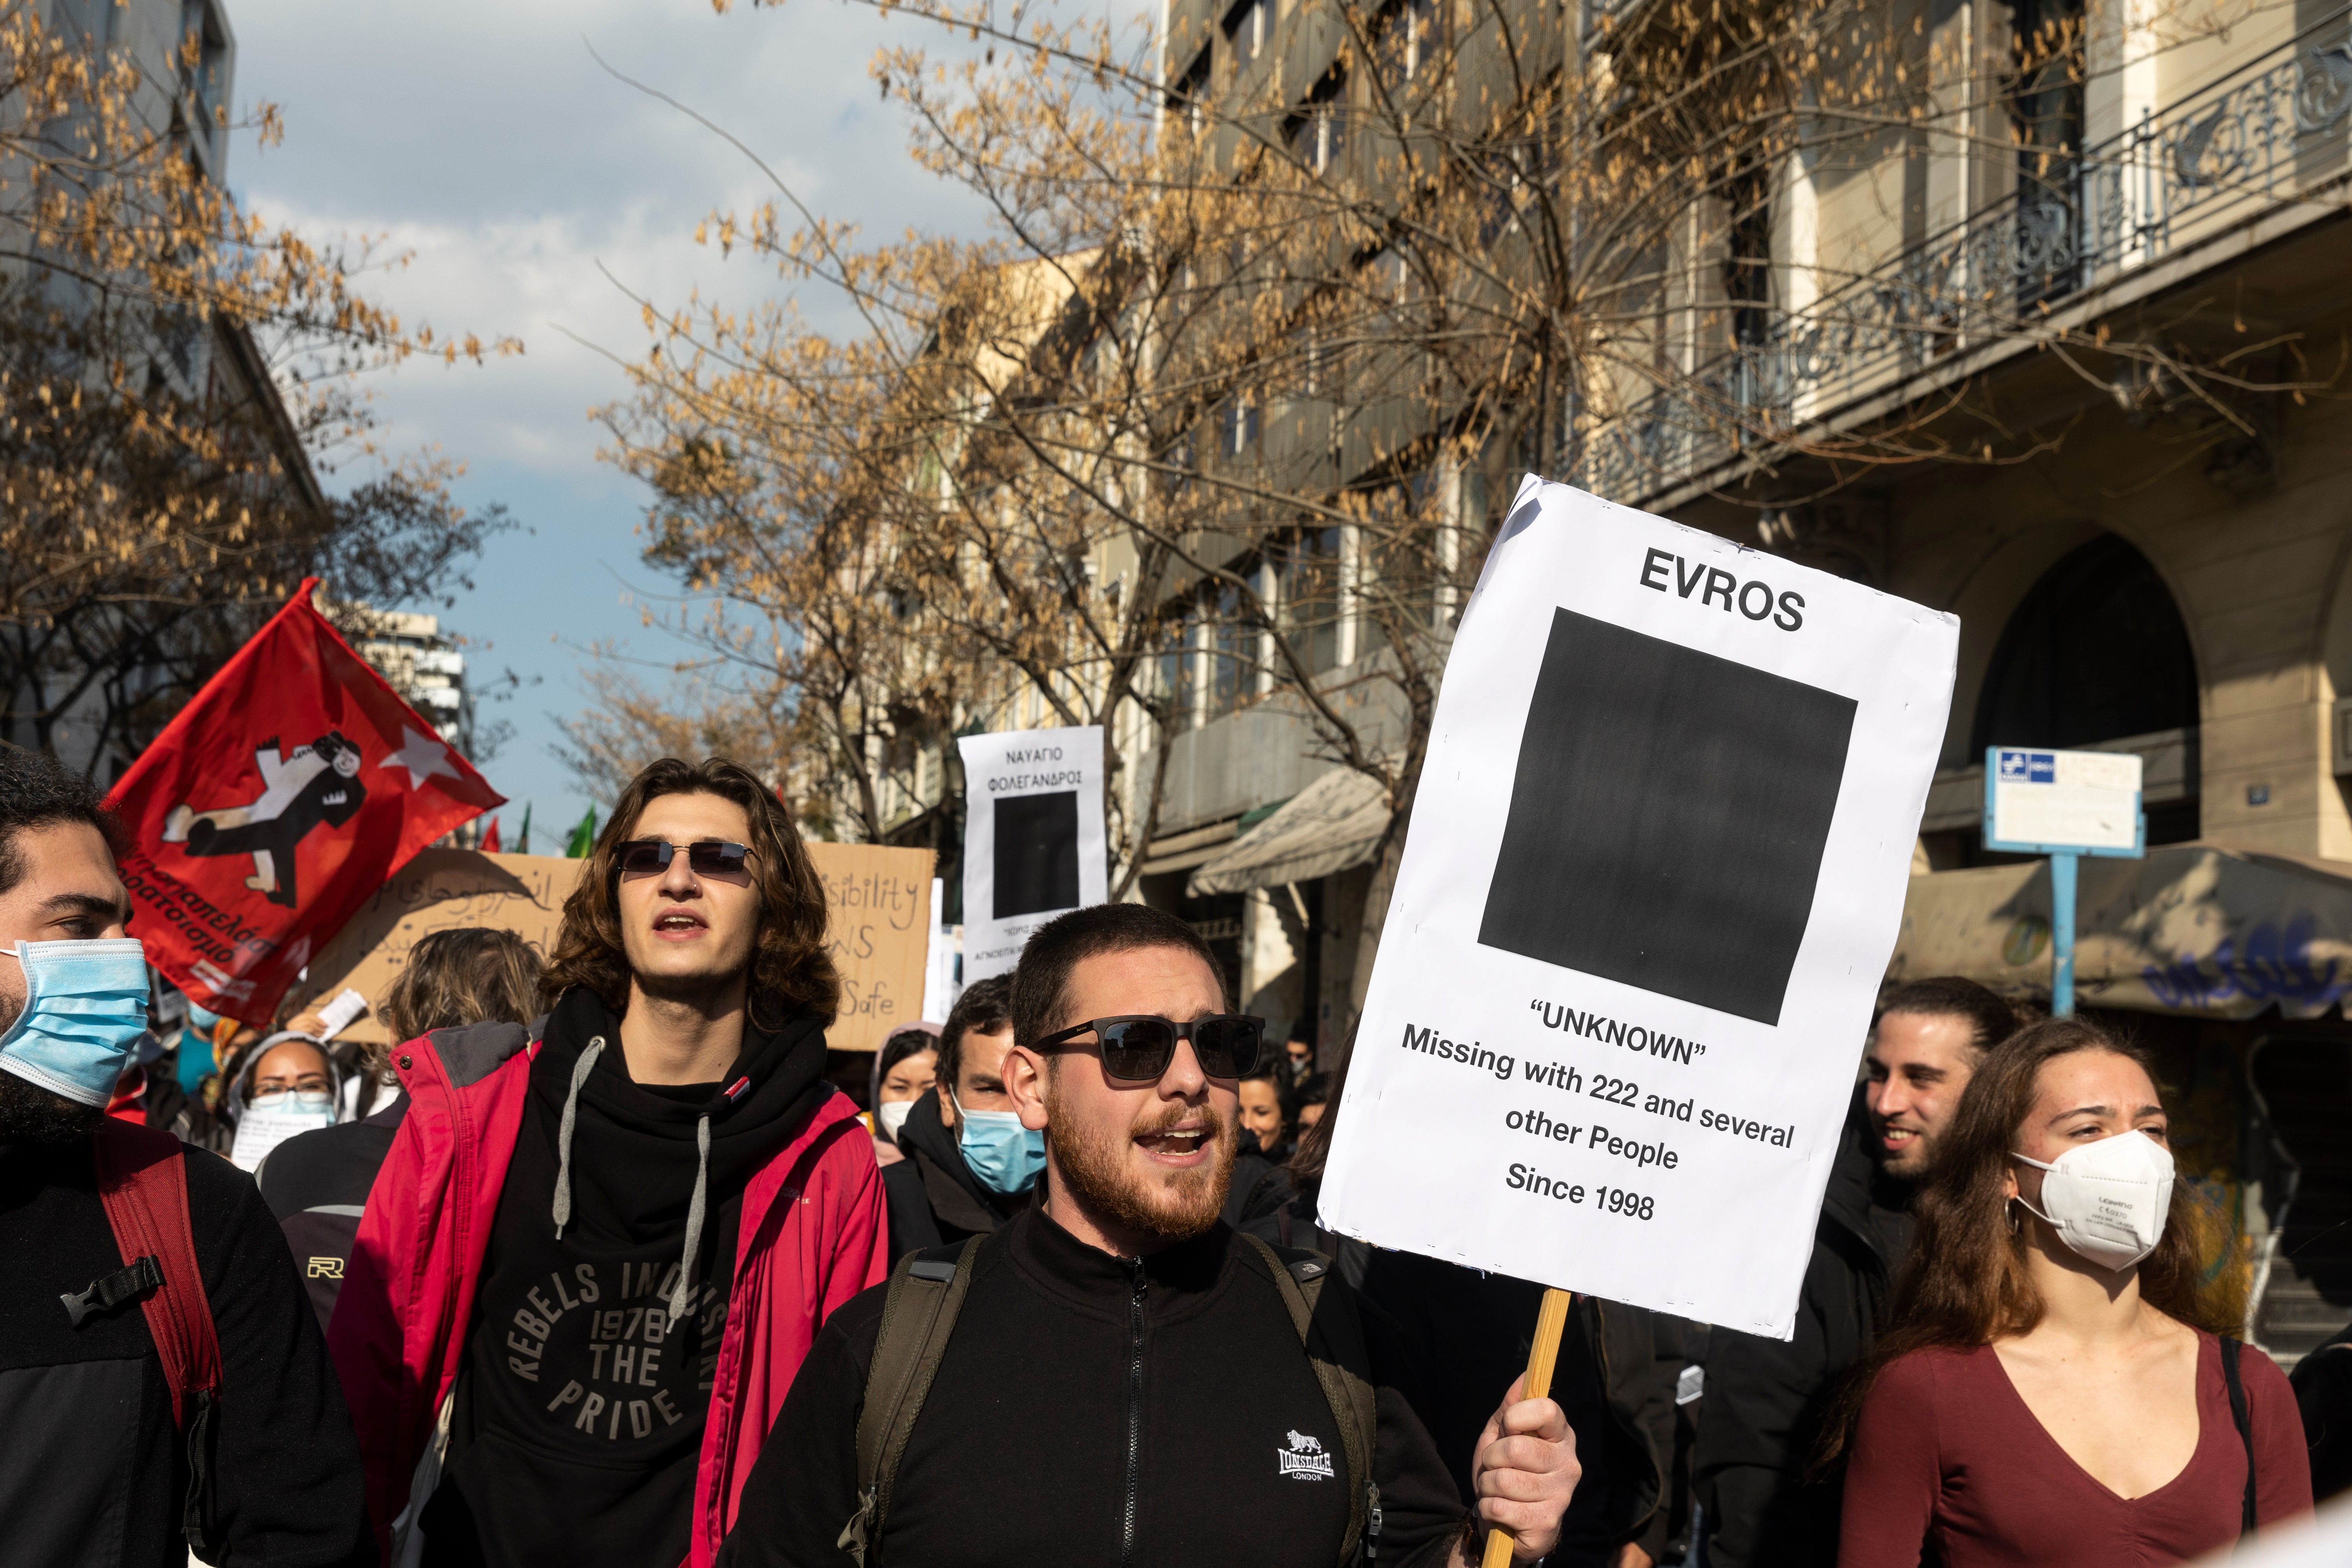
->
[1826,1018,2312,1568]
[226,1029,344,1172]
[868,1023,940,1168]
[0,743,372,1565]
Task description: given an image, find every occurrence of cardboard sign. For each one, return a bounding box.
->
[291,843,934,1054]
[287,849,577,1047]
[1319,477,1956,1339]
[812,843,936,1052]
[957,726,1107,983]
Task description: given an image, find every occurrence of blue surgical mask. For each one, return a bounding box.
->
[953,1089,1045,1196]
[0,938,153,1108]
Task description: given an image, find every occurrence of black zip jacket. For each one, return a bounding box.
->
[261,1097,409,1330]
[1695,1089,1912,1568]
[0,1136,372,1567]
[880,1090,1027,1260]
[717,1205,1475,1568]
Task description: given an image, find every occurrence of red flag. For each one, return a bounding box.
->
[105,579,505,1024]
[481,816,502,853]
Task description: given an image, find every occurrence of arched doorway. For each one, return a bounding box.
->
[1972,533,2200,841]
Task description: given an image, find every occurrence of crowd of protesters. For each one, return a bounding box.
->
[4,739,2349,1568]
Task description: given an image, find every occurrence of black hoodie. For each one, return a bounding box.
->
[1694,1088,1913,1568]
[419,987,831,1568]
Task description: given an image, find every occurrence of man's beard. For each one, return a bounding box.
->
[1047,1091,1236,1245]
[0,1070,103,1147]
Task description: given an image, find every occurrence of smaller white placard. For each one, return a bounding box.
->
[958,726,1107,983]
[1985,747,2143,853]
[922,880,961,1020]
[316,987,370,1042]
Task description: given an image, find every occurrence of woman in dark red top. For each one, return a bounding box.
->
[1830,1018,2310,1567]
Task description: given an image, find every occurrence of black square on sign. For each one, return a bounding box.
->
[993,791,1082,919]
[1477,608,1857,1025]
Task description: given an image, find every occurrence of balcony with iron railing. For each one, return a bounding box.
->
[1579,11,2352,507]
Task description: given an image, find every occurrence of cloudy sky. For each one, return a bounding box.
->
[229,0,991,845]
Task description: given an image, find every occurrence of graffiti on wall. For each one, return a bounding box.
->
[2139,913,2350,1013]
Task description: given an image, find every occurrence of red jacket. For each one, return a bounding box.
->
[326,1020,887,1566]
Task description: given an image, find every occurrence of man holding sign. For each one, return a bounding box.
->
[719,904,1580,1566]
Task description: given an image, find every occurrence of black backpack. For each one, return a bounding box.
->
[837,1230,1384,1565]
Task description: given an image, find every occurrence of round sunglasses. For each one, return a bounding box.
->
[1032,1013,1268,1082]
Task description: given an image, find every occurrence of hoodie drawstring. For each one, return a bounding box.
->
[548,1031,713,1327]
[671,1114,711,1325]
[551,1036,604,1238]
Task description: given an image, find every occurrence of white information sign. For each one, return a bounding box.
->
[922,879,962,1020]
[1320,477,1957,1339]
[1985,748,2143,854]
[958,725,1108,983]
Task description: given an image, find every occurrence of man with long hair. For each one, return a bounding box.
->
[330,759,889,1568]
[718,902,1581,1567]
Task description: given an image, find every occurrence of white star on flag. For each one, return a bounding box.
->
[386,726,461,790]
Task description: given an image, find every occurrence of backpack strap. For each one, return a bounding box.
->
[838,1234,986,1566]
[1242,1233,1383,1564]
[88,1119,223,1557]
[2222,1336,2256,1540]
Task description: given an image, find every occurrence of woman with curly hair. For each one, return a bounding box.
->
[1829,1018,2310,1566]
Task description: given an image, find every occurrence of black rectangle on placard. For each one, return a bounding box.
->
[1478,608,1857,1025]
[993,791,1082,919]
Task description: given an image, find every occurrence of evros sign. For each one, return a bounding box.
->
[1319,476,1956,1339]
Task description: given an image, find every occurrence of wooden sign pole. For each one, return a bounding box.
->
[1479,1286,1574,1568]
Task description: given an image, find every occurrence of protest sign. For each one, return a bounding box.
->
[810,844,936,1052]
[921,877,961,1021]
[1319,477,1956,1339]
[286,850,577,1047]
[957,726,1107,983]
[287,843,932,1054]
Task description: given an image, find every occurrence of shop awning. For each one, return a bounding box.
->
[1186,769,1392,897]
[1887,841,2352,1018]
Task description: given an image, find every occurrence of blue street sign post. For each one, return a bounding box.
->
[1982,748,2146,1016]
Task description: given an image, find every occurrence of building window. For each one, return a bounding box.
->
[181,0,229,138]
[1287,66,1348,175]
[1971,534,2199,754]
[1376,0,1438,85]
[1221,397,1261,458]
[1225,0,1271,65]
[1279,526,1344,675]
[1166,45,1211,138]
[1207,581,1252,716]
[1156,620,1198,727]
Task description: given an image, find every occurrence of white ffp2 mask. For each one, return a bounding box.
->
[2012,1129,2175,1272]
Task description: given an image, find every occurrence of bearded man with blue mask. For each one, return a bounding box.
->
[0,745,372,1566]
[881,974,1042,1260]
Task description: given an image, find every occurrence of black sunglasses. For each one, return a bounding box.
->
[1033,1014,1267,1083]
[614,839,757,877]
